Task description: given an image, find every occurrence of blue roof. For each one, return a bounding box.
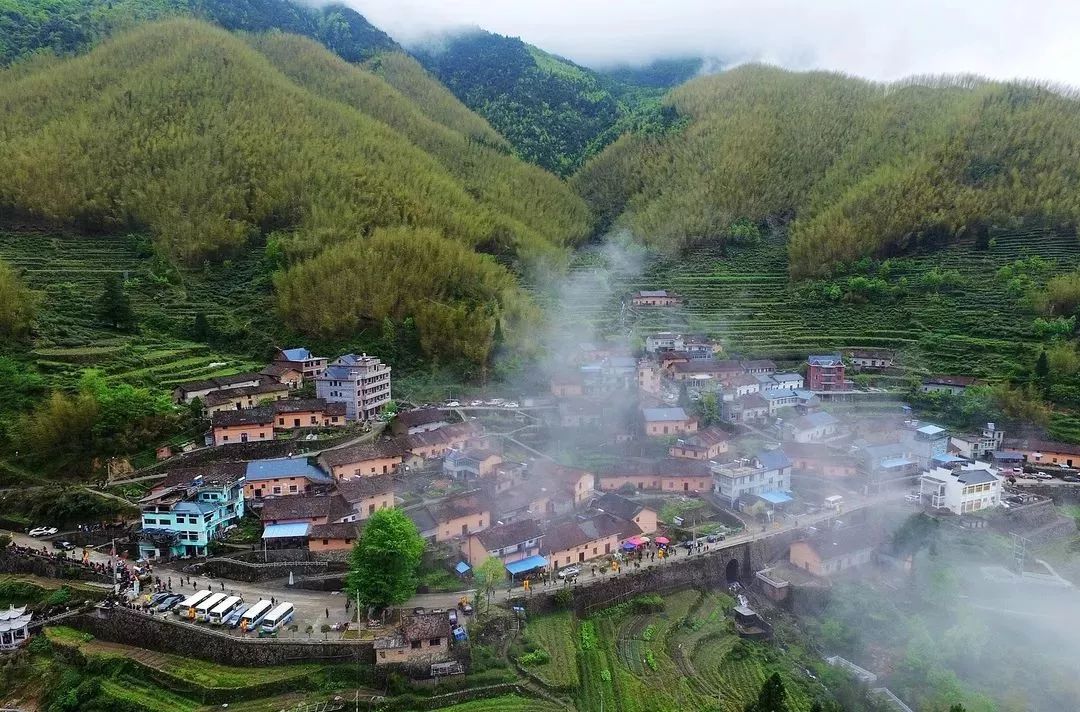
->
[245,457,331,483]
[505,555,548,575]
[323,365,354,380]
[262,522,311,539]
[879,457,916,469]
[916,423,946,436]
[281,348,313,361]
[759,490,793,504]
[455,561,471,574]
[756,449,792,470]
[172,501,219,514]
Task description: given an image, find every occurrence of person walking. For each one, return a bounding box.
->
[325,608,329,618]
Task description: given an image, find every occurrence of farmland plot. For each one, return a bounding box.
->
[522,610,580,689]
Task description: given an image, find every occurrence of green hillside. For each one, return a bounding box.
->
[575,65,1080,275]
[414,29,679,176]
[0,19,590,366]
[0,0,400,65]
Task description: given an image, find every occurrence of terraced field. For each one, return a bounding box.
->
[563,228,1080,378]
[521,610,580,689]
[0,231,271,389]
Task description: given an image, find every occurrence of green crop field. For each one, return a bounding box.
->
[0,231,269,391]
[521,610,580,689]
[436,696,568,712]
[561,228,1080,379]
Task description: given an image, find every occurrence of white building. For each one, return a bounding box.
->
[315,354,392,422]
[950,423,1004,461]
[712,449,793,508]
[785,411,841,443]
[919,463,1002,515]
[645,332,684,353]
[772,373,805,391]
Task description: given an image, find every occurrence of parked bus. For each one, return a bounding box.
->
[259,602,294,636]
[237,599,273,631]
[194,592,227,622]
[208,595,244,625]
[174,589,213,618]
[223,603,250,628]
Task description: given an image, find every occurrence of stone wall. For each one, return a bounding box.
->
[186,556,331,582]
[0,548,112,584]
[66,606,374,667]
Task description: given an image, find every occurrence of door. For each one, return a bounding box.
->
[293,418,300,427]
[578,552,585,562]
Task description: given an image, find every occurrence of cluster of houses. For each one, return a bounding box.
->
[169,348,393,449]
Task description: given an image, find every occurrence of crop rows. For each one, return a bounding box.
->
[522,610,580,689]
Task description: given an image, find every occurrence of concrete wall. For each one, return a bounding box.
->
[66,606,373,667]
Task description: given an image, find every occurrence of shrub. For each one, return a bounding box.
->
[553,587,574,610]
[632,594,665,614]
[580,621,598,651]
[517,649,551,666]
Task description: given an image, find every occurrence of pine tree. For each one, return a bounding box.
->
[192,312,210,340]
[97,275,136,331]
[744,672,789,712]
[1035,350,1050,381]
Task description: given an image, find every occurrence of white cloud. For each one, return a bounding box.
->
[340,0,1080,85]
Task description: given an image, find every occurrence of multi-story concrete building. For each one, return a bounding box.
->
[316,353,392,422]
[711,449,792,508]
[138,465,246,558]
[919,463,1002,514]
[806,354,850,392]
[273,347,328,380]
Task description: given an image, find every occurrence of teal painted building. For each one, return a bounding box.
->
[139,463,246,558]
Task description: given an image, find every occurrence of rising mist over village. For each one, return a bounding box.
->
[3,1,1080,711]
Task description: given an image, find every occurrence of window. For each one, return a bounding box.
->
[273,487,282,495]
[310,416,317,425]
[144,518,156,525]
[429,637,441,646]
[289,485,298,494]
[240,433,248,443]
[322,539,329,545]
[259,432,266,439]
[410,641,422,649]
[368,504,375,515]
[278,418,285,426]
[223,435,229,442]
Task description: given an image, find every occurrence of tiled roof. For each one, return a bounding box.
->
[280,348,315,362]
[792,411,839,430]
[642,407,690,422]
[433,492,490,522]
[259,493,351,522]
[598,458,710,477]
[799,525,875,560]
[756,449,793,471]
[204,382,289,406]
[543,512,638,554]
[923,374,985,387]
[160,462,246,489]
[405,506,437,533]
[211,407,274,427]
[174,372,263,395]
[476,519,543,550]
[272,398,337,414]
[244,457,331,483]
[740,360,776,371]
[404,422,482,451]
[308,521,362,541]
[396,408,451,427]
[689,427,730,447]
[403,612,450,641]
[592,493,647,521]
[335,475,394,501]
[319,440,404,467]
[807,354,843,366]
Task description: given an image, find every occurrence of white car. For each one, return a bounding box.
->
[470,400,484,407]
[446,401,461,408]
[904,493,920,503]
[504,401,520,409]
[1034,472,1053,480]
[557,566,581,579]
[28,526,58,537]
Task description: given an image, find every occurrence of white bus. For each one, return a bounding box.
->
[194,592,227,622]
[208,595,244,625]
[237,599,274,630]
[174,589,213,618]
[259,602,294,636]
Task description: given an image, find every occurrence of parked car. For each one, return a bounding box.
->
[28,526,58,537]
[1034,472,1053,480]
[146,592,173,608]
[504,401,520,409]
[445,401,460,408]
[557,566,581,579]
[469,400,484,407]
[156,594,185,612]
[1063,474,1080,483]
[905,493,921,503]
[51,540,75,551]
[462,602,474,615]
[448,609,458,625]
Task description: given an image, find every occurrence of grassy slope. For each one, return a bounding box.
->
[575,65,1080,275]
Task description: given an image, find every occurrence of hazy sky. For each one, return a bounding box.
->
[341,0,1080,85]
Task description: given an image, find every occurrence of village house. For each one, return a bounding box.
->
[722,393,770,424]
[489,461,527,494]
[405,506,438,542]
[642,407,698,437]
[630,290,683,307]
[784,443,858,478]
[728,373,762,397]
[683,334,718,360]
[636,360,661,395]
[202,382,292,415]
[529,461,595,506]
[211,407,274,446]
[403,421,484,462]
[670,359,743,383]
[173,372,263,404]
[645,332,685,353]
[789,526,876,577]
[336,475,395,520]
[919,463,1002,514]
[443,448,503,481]
[243,456,334,500]
[260,363,304,389]
[462,519,544,566]
[307,521,361,552]
[806,354,851,392]
[740,360,777,375]
[711,449,793,508]
[856,442,920,486]
[905,422,950,467]
[760,388,799,414]
[784,411,842,443]
[1004,438,1080,468]
[542,512,639,569]
[557,399,605,428]
[658,350,693,373]
[920,374,987,395]
[431,491,491,542]
[272,398,346,429]
[669,427,730,460]
[374,613,451,667]
[318,440,404,479]
[259,492,354,527]
[550,371,586,398]
[138,464,245,559]
[487,467,583,523]
[272,347,328,380]
[391,408,453,436]
[580,356,637,393]
[597,458,712,494]
[771,373,805,390]
[847,349,895,370]
[316,353,392,422]
[591,492,658,535]
[950,423,1004,460]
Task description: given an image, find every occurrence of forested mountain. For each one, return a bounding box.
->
[0,19,590,365]
[575,64,1080,276]
[596,57,706,89]
[413,29,680,176]
[0,0,399,65]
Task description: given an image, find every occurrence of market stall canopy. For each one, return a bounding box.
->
[505,555,548,576]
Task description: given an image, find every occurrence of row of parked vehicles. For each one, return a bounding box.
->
[143,590,294,636]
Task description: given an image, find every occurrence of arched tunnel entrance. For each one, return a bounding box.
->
[725,558,740,583]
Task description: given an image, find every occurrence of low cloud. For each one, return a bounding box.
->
[341,0,1080,85]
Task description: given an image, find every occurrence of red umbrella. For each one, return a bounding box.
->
[654,536,670,545]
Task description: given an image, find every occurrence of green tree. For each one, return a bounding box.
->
[745,672,789,712]
[474,556,505,611]
[97,274,135,331]
[345,508,424,609]
[700,391,720,426]
[192,312,211,340]
[1035,350,1050,382]
[0,259,38,339]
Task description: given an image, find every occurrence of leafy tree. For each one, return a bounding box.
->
[97,275,135,331]
[678,383,691,408]
[474,556,505,611]
[699,391,720,426]
[745,672,789,712]
[0,259,37,339]
[1035,350,1050,381]
[345,508,424,609]
[192,312,211,341]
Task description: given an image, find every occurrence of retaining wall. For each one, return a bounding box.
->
[65,606,373,667]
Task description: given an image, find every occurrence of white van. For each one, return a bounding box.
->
[174,589,213,618]
[259,602,295,636]
[208,595,244,625]
[194,592,227,622]
[237,599,274,630]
